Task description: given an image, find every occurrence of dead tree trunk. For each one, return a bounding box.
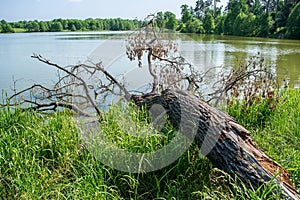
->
[131,89,300,200]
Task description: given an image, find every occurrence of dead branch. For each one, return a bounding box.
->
[2,54,130,117]
[31,54,102,116]
[207,53,279,107]
[125,21,203,93]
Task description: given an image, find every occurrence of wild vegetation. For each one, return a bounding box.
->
[1,0,300,39]
[0,87,299,199]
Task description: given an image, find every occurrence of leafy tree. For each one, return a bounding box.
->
[39,21,48,32]
[53,18,67,30]
[14,21,25,29]
[232,12,256,36]
[245,13,256,36]
[164,11,178,30]
[246,0,254,13]
[0,20,15,33]
[123,20,134,30]
[203,11,215,33]
[223,1,240,34]
[118,19,125,30]
[286,1,300,38]
[85,18,99,30]
[101,20,108,30]
[109,18,120,30]
[255,13,274,36]
[195,0,220,19]
[223,13,234,34]
[180,4,199,33]
[233,12,248,35]
[181,4,193,23]
[96,20,104,30]
[50,21,63,32]
[274,1,288,28]
[73,20,83,30]
[186,18,205,33]
[26,21,40,32]
[155,12,166,28]
[70,24,77,31]
[61,19,69,30]
[214,15,225,34]
[195,0,212,19]
[177,22,186,32]
[261,0,279,14]
[252,0,264,15]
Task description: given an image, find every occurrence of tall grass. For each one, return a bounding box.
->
[0,88,299,199]
[0,105,233,199]
[227,88,300,195]
[253,89,300,193]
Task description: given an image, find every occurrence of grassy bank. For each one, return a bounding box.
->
[0,88,299,199]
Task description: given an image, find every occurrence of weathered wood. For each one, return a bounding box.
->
[131,89,300,200]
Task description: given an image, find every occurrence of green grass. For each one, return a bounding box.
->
[227,88,300,195]
[0,88,299,199]
[252,89,300,192]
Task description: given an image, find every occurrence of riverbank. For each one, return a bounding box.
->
[0,88,299,199]
[2,26,300,42]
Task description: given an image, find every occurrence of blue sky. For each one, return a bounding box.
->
[0,0,201,22]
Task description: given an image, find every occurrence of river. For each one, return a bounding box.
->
[0,31,299,99]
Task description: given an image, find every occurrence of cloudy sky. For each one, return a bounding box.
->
[1,0,199,22]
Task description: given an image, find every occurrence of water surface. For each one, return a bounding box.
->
[0,32,299,99]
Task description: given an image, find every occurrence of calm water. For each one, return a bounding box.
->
[0,32,300,98]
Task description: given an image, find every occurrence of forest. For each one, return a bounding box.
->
[1,0,300,39]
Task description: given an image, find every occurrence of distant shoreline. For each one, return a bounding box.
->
[1,0,300,40]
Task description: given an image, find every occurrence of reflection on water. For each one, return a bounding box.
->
[182,34,300,88]
[56,32,128,40]
[0,31,299,100]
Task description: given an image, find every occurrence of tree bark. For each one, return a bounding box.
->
[131,89,300,200]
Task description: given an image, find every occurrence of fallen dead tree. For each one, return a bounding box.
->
[131,89,300,200]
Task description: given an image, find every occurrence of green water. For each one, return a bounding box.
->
[0,32,299,96]
[187,34,300,87]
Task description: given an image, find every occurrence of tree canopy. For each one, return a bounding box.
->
[1,0,300,39]
[286,1,300,39]
[0,18,141,33]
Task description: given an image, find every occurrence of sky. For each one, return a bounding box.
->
[0,0,201,22]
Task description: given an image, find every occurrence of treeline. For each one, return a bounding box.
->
[0,18,142,33]
[1,0,300,39]
[159,0,300,39]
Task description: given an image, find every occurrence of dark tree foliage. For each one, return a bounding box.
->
[0,20,15,33]
[0,18,141,33]
[49,22,63,32]
[203,12,215,33]
[286,1,300,38]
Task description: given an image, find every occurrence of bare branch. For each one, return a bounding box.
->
[31,54,102,116]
